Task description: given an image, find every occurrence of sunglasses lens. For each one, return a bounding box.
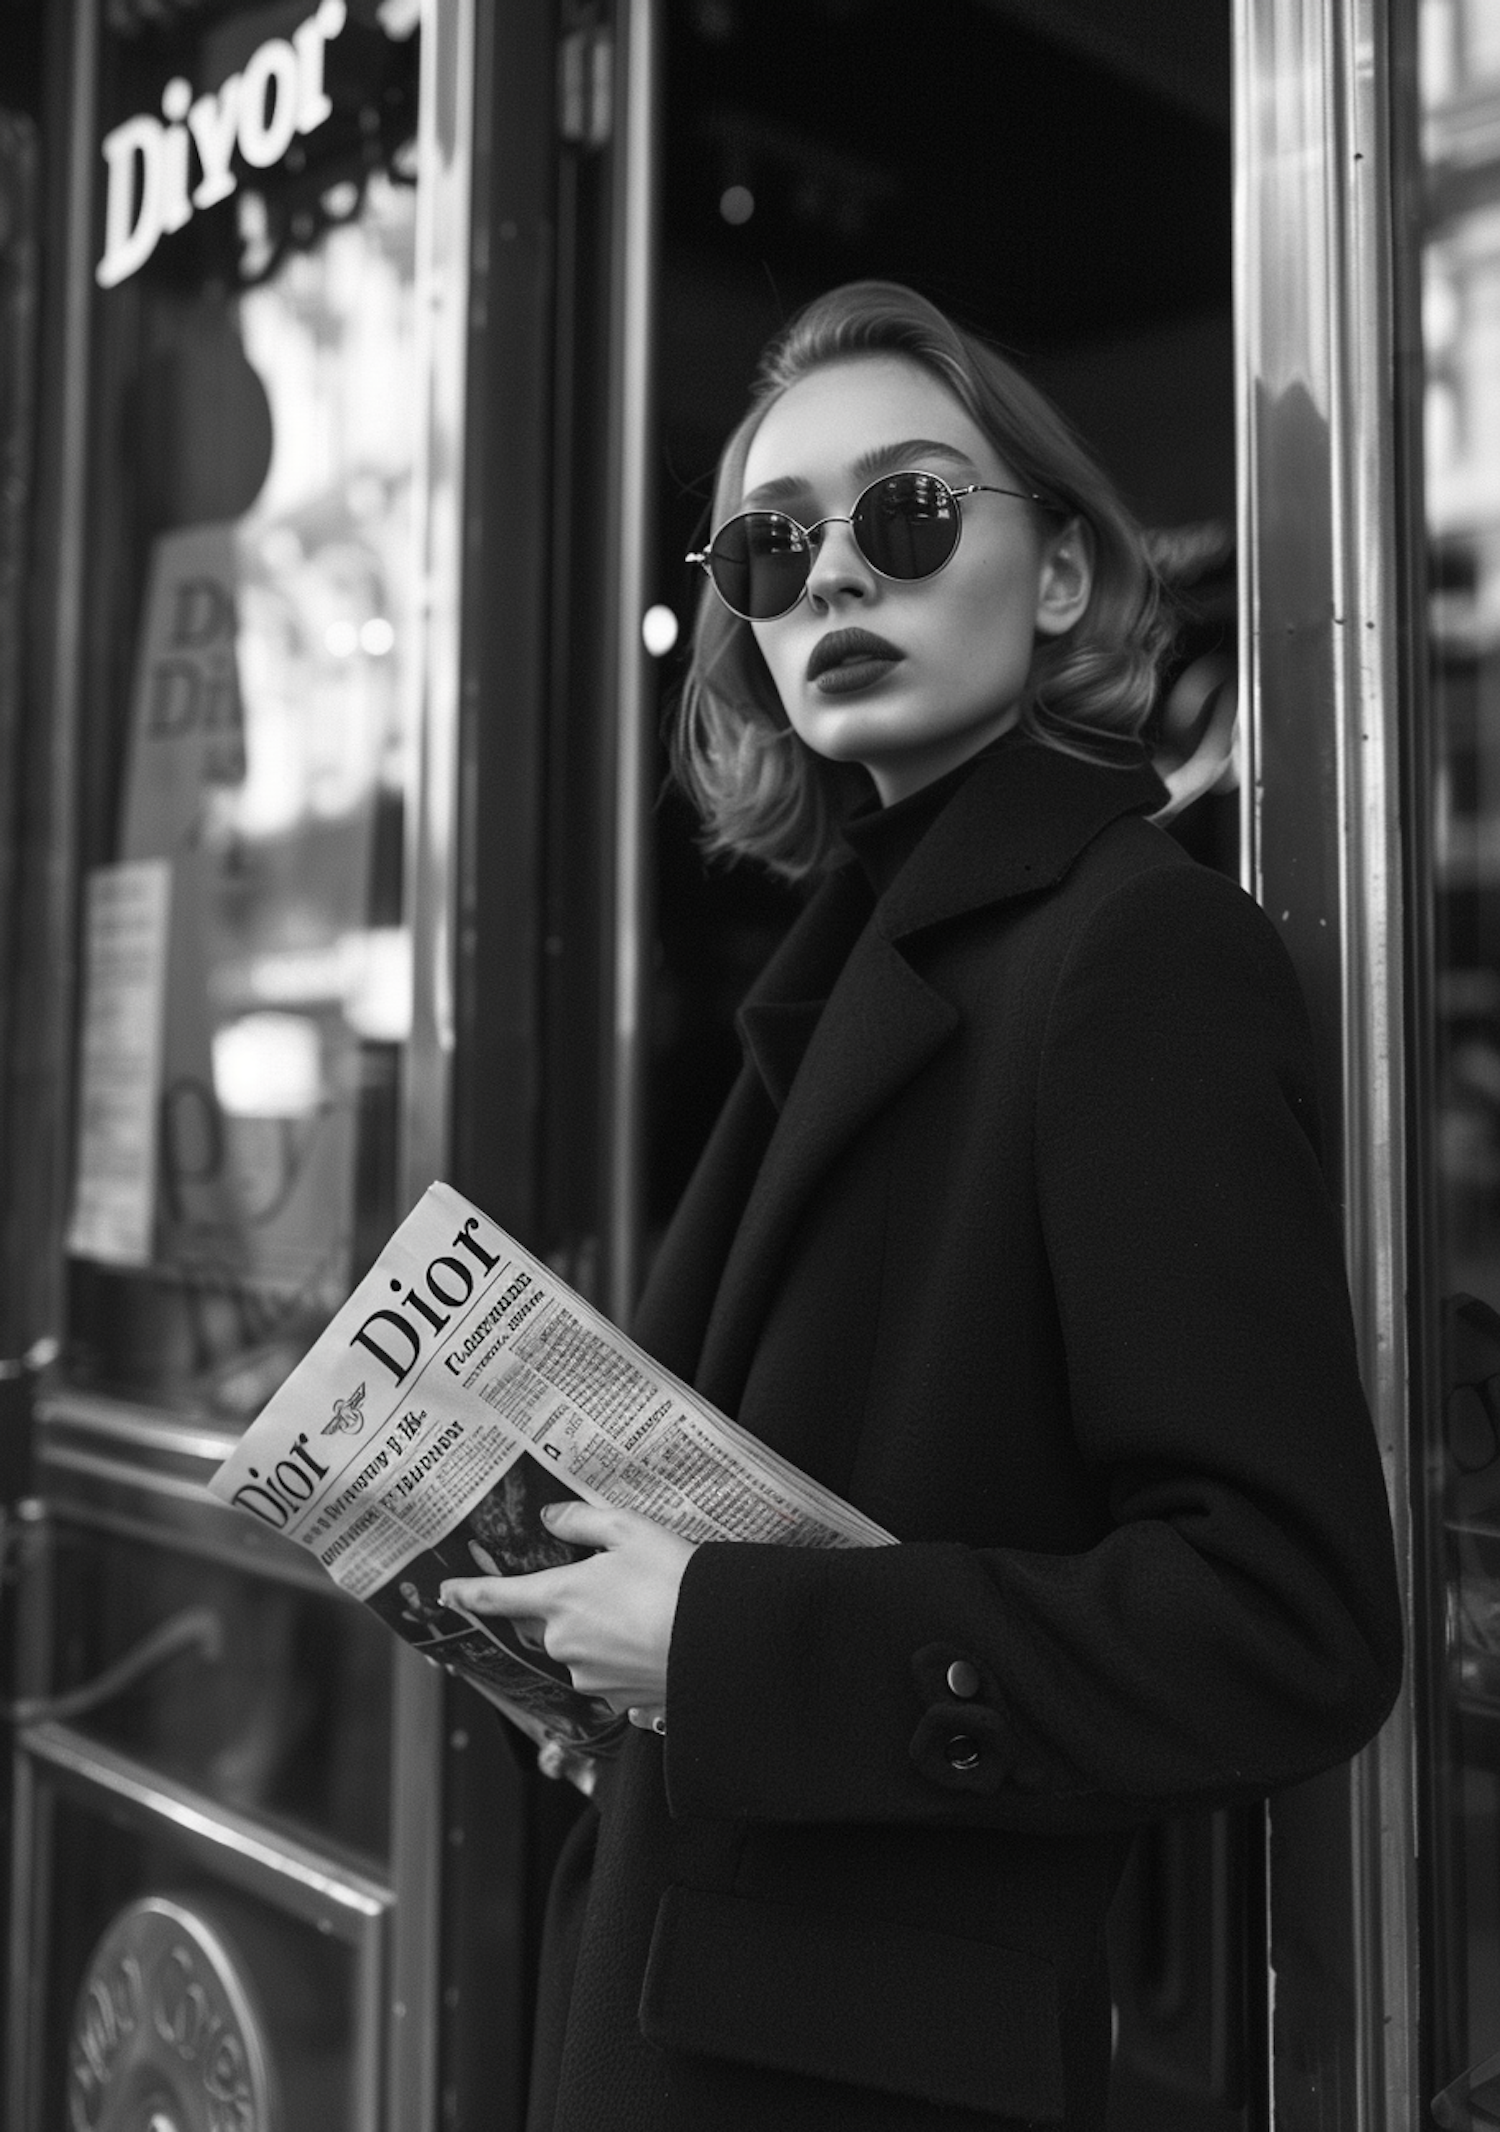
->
[709,512,809,619]
[853,472,961,579]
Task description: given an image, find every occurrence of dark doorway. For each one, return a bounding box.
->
[649,0,1236,1224]
[648,7,1253,2128]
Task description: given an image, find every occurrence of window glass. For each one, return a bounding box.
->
[36,1789,370,2132]
[1420,1,1500,2120]
[65,0,421,1422]
[42,1517,393,1863]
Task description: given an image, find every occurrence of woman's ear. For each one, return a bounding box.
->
[1034,516,1094,639]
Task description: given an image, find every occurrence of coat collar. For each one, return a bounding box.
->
[867,733,1165,943]
[742,739,1164,1009]
[694,739,1165,1414]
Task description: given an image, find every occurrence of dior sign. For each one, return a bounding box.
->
[96,0,348,290]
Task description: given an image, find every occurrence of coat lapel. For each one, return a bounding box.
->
[694,739,1167,1412]
[697,926,959,1408]
[734,863,873,1115]
[632,865,871,1384]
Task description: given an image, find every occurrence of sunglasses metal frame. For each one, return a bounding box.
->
[685,468,1046,622]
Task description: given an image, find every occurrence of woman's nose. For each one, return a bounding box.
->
[804,517,874,606]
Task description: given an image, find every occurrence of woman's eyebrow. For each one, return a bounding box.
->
[853,438,978,482]
[738,438,980,509]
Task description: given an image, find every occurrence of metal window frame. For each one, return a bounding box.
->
[390,0,485,2119]
[599,0,662,1327]
[1233,0,1420,2123]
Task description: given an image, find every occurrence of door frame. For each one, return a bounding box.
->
[1233,0,1422,2121]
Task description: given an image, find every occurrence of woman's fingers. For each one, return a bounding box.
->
[437,1508,694,1712]
[436,1504,646,1613]
[540,1500,642,1549]
[438,1567,560,1616]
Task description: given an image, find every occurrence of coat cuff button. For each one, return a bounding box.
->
[945,1659,980,1699]
[944,1733,982,1771]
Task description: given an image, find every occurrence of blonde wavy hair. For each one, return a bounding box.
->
[672,281,1172,879]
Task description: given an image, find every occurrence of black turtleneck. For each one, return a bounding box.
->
[840,731,1018,901]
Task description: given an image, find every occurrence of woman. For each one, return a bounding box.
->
[440,282,1402,2130]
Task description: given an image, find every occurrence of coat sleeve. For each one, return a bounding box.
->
[661,863,1404,1831]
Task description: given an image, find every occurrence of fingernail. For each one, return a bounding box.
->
[438,1585,453,1604]
[539,1504,557,1525]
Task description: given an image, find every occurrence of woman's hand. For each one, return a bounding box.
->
[439,1504,695,1730]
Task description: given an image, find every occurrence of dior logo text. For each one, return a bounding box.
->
[231,1432,329,1529]
[351,1217,503,1386]
[96,0,347,289]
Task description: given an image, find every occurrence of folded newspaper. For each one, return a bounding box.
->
[209,1181,893,1755]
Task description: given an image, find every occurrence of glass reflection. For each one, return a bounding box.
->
[1423,1,1500,2122]
[66,7,421,1421]
[42,1519,393,1866]
[39,1792,365,2132]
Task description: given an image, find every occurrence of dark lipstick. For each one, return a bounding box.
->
[807,628,905,692]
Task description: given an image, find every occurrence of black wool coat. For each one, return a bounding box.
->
[527,737,1403,2132]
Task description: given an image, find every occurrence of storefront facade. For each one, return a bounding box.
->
[0,0,1496,2124]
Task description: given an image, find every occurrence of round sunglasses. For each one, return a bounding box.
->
[686,467,1046,623]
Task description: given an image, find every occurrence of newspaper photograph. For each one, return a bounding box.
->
[208,1181,893,1753]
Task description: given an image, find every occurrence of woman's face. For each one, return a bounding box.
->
[739,354,1091,804]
